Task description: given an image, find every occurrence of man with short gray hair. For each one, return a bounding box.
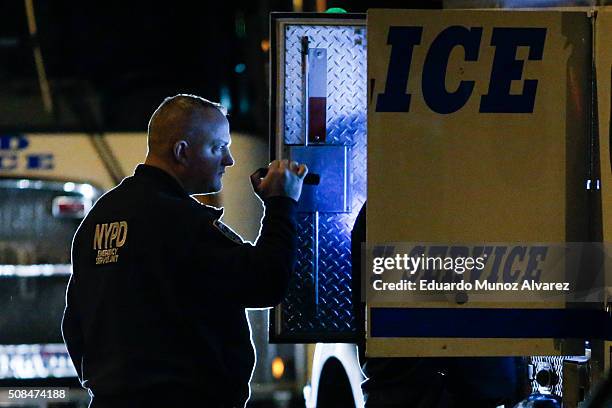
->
[63,94,307,407]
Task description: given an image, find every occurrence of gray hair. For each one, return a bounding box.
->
[147,94,228,155]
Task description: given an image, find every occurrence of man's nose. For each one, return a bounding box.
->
[222,150,235,167]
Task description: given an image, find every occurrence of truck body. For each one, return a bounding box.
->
[269,8,612,407]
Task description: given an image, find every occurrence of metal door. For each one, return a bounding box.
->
[269,13,366,342]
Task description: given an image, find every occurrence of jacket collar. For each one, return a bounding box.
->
[134,164,189,198]
[134,164,225,219]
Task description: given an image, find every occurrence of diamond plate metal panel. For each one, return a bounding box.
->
[278,22,367,337]
[316,213,354,331]
[282,209,363,334]
[283,25,366,145]
[281,213,317,331]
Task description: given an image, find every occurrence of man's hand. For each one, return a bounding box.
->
[250,160,308,202]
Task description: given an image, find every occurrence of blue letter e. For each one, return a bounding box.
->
[376,26,423,112]
[480,27,546,113]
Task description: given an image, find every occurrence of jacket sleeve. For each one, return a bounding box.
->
[62,271,84,380]
[192,196,298,308]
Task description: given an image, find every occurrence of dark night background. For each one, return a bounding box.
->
[0,0,441,136]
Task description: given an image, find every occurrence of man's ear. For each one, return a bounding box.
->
[173,140,189,166]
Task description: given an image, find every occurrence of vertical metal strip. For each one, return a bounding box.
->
[590,13,600,192]
[301,36,310,147]
[344,147,349,212]
[314,211,319,313]
[275,295,282,335]
[307,48,327,144]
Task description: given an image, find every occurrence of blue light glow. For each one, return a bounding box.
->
[219,85,232,112]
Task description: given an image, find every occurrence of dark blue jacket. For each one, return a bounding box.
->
[62,164,297,407]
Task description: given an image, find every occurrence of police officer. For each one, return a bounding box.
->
[62,94,307,408]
